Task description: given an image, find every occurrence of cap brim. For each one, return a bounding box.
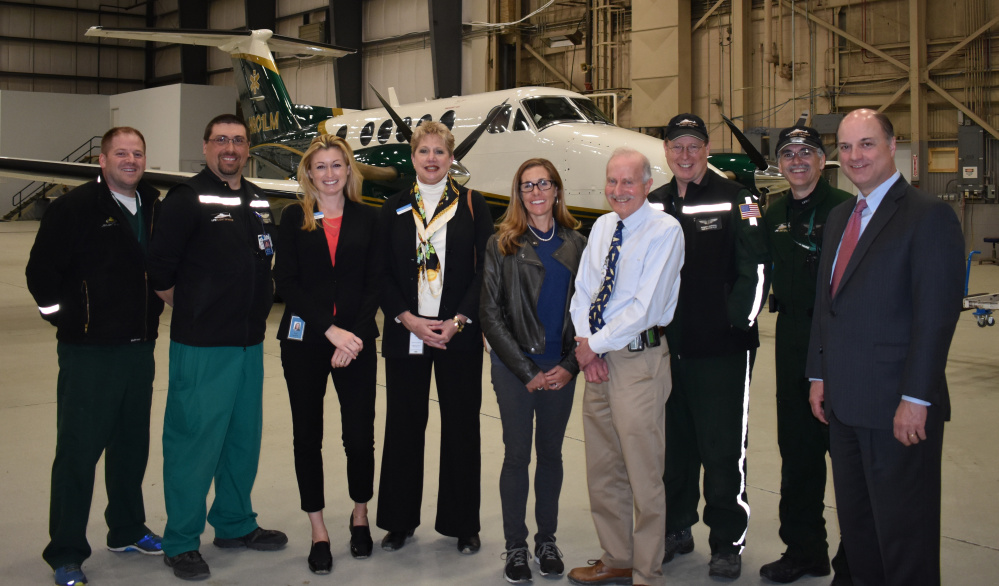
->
[667,131,708,142]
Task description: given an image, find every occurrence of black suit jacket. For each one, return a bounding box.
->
[274,199,382,344]
[805,176,964,429]
[379,183,495,358]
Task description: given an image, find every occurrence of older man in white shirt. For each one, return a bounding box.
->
[566,148,684,586]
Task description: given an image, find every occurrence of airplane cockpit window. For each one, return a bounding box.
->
[521,97,586,130]
[378,119,394,144]
[396,117,412,141]
[512,109,531,131]
[440,110,456,130]
[417,114,432,127]
[360,122,374,146]
[486,104,512,134]
[571,98,614,125]
[335,125,348,139]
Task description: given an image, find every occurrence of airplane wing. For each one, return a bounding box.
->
[0,157,302,200]
[85,27,354,59]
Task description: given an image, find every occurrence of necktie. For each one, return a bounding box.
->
[589,220,624,334]
[830,199,868,296]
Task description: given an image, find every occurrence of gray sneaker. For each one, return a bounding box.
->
[709,552,741,579]
[662,527,694,564]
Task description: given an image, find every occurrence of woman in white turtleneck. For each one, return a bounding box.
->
[375,121,494,556]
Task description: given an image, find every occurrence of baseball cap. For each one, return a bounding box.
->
[666,114,708,142]
[776,125,823,154]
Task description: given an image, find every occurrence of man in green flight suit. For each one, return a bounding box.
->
[649,114,771,580]
[760,125,852,585]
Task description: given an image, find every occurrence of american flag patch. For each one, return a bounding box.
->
[740,203,761,219]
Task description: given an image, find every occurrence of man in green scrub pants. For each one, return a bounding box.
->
[27,127,165,586]
[760,125,852,584]
[148,114,286,581]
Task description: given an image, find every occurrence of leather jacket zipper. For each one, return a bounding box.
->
[82,280,90,333]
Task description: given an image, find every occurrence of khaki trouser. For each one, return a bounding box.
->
[582,343,671,586]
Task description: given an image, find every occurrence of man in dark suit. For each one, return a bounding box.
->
[806,108,964,585]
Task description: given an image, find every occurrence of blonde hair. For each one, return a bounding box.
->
[296,134,363,231]
[495,158,580,256]
[410,120,455,157]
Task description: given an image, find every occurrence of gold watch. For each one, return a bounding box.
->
[452,316,465,333]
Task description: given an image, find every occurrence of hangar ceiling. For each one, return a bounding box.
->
[1,0,997,190]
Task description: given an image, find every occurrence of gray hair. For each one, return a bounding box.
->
[609,147,652,183]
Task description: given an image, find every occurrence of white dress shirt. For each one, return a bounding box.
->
[570,201,685,355]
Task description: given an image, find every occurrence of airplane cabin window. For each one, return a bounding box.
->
[377,119,394,144]
[360,121,374,146]
[513,109,531,131]
[396,117,412,141]
[440,110,456,130]
[572,98,614,125]
[336,125,348,139]
[521,97,586,130]
[417,114,432,127]
[486,104,512,134]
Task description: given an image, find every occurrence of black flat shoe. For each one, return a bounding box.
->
[349,513,373,559]
[457,533,480,555]
[381,529,414,552]
[308,541,332,574]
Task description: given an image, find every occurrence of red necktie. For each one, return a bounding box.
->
[831,199,868,296]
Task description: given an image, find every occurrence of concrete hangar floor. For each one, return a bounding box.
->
[1,219,998,585]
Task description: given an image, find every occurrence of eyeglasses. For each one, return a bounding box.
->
[520,179,555,193]
[780,148,817,161]
[667,143,704,156]
[208,136,248,147]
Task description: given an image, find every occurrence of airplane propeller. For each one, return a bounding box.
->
[720,114,769,172]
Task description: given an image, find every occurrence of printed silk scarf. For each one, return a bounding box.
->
[412,176,460,299]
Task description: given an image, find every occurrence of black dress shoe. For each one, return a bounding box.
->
[308,541,332,574]
[381,529,414,551]
[760,552,830,583]
[349,513,373,559]
[213,527,288,551]
[457,533,480,554]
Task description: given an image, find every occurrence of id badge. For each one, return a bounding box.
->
[258,233,274,256]
[288,314,305,340]
[409,331,424,354]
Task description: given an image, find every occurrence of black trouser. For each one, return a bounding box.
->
[829,410,943,585]
[376,347,483,538]
[775,311,832,558]
[775,312,850,574]
[43,341,155,569]
[664,350,753,556]
[280,339,376,512]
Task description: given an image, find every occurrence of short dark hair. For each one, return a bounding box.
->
[101,126,146,155]
[871,110,895,141]
[203,113,249,141]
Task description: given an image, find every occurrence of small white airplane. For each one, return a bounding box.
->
[2,26,777,226]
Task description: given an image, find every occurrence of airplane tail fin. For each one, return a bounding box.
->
[85,27,353,144]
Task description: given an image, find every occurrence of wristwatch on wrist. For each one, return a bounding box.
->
[452,316,465,333]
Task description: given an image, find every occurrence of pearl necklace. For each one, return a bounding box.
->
[528,223,555,242]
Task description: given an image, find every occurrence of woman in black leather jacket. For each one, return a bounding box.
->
[480,158,586,584]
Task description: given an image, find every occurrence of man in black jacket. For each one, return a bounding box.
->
[27,126,165,586]
[649,114,770,580]
[148,114,286,581]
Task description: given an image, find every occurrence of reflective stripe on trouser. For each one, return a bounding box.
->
[583,344,671,586]
[161,342,263,557]
[664,350,753,555]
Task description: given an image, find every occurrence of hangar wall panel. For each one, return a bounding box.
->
[0,90,109,217]
[363,0,429,41]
